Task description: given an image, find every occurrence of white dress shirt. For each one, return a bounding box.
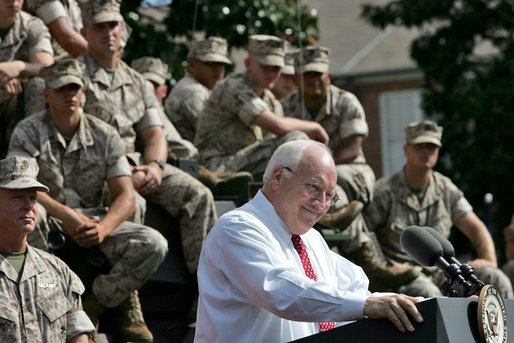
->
[195,190,371,343]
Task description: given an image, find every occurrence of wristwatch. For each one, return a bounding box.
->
[151,159,165,170]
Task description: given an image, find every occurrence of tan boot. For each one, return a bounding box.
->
[197,165,219,189]
[82,293,106,343]
[114,290,153,342]
[347,242,422,291]
[319,200,364,230]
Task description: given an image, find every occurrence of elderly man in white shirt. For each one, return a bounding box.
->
[195,140,424,342]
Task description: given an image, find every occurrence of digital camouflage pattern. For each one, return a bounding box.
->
[188,37,232,64]
[25,0,83,58]
[0,247,94,342]
[164,73,210,143]
[39,57,85,89]
[80,0,122,25]
[195,71,307,178]
[131,56,169,86]
[0,155,48,191]
[247,34,285,67]
[282,84,374,204]
[363,169,513,298]
[8,110,168,307]
[81,52,216,275]
[405,120,443,147]
[293,46,330,74]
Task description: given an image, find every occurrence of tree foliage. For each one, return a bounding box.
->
[361,0,514,257]
[121,0,319,83]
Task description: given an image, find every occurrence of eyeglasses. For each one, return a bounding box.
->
[283,166,340,206]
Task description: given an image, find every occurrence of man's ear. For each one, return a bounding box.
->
[270,166,284,190]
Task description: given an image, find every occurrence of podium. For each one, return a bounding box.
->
[292,297,514,343]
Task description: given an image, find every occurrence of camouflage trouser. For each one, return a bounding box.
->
[204,130,309,180]
[32,205,168,308]
[145,163,217,275]
[335,163,375,205]
[397,266,513,299]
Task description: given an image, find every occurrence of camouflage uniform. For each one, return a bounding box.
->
[25,0,83,58]
[80,53,216,275]
[364,169,513,298]
[164,37,232,142]
[282,47,375,206]
[131,57,198,160]
[9,110,168,308]
[0,11,53,158]
[0,246,95,342]
[165,73,210,143]
[196,72,308,178]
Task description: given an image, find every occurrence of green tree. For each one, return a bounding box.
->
[121,0,319,83]
[361,1,514,260]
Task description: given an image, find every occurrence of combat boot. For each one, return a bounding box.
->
[347,241,422,292]
[82,293,106,343]
[197,165,219,189]
[319,200,364,230]
[114,290,153,342]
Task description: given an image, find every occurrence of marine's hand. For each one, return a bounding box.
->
[363,294,423,332]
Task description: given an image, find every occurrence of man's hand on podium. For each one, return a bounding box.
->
[363,294,424,333]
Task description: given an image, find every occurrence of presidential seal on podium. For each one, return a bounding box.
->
[478,284,507,343]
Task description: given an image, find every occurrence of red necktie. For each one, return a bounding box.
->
[291,234,336,332]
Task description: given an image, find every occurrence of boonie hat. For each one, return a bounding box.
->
[247,35,285,68]
[0,156,49,192]
[405,120,443,147]
[40,58,85,89]
[131,57,169,85]
[81,0,123,25]
[188,37,232,65]
[294,46,330,74]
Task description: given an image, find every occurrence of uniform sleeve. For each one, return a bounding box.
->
[104,126,132,179]
[337,91,369,139]
[25,15,54,56]
[7,119,41,158]
[133,80,163,132]
[448,186,473,222]
[64,267,95,340]
[220,77,269,127]
[29,0,68,25]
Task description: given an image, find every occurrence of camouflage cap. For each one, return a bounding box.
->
[131,57,169,85]
[188,37,232,65]
[294,46,330,74]
[405,120,443,147]
[40,58,85,89]
[81,0,123,25]
[0,156,49,192]
[248,34,285,67]
[282,50,296,75]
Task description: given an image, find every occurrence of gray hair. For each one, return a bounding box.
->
[262,140,332,181]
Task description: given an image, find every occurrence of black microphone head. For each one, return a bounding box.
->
[422,226,456,259]
[400,226,444,266]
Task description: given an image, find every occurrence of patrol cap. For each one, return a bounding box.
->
[282,50,296,75]
[188,37,232,65]
[405,120,443,147]
[247,34,285,68]
[294,46,330,74]
[0,156,49,192]
[131,57,169,85]
[81,0,123,25]
[40,58,85,89]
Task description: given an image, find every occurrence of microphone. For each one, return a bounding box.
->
[400,226,473,297]
[421,226,484,295]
